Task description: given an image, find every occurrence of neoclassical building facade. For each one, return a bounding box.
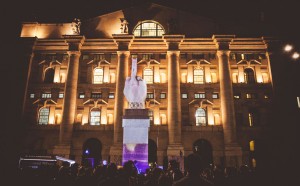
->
[19,4,273,169]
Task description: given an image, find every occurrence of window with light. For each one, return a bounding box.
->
[133,21,165,37]
[90,108,101,125]
[143,68,153,84]
[194,69,204,84]
[38,107,50,125]
[195,108,206,126]
[93,68,104,84]
[244,68,255,84]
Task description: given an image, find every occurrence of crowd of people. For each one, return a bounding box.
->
[17,153,260,186]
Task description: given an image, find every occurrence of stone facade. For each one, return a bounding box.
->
[19,4,273,169]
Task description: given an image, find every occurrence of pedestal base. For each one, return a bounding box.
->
[167,144,184,172]
[109,144,123,166]
[122,109,150,173]
[224,144,243,167]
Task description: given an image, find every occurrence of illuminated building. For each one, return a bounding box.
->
[19,3,274,169]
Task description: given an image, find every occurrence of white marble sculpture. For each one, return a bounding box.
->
[124,57,147,109]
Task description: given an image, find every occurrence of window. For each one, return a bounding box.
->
[144,68,153,84]
[91,93,102,99]
[82,54,89,60]
[44,68,55,83]
[244,68,255,84]
[234,93,241,99]
[59,93,64,98]
[133,21,165,37]
[42,93,51,99]
[38,107,50,125]
[248,109,259,126]
[90,108,101,125]
[160,93,166,99]
[264,94,270,99]
[108,93,115,99]
[160,54,166,59]
[182,93,188,99]
[148,110,154,121]
[248,113,254,127]
[93,68,104,84]
[79,93,85,99]
[147,93,154,99]
[195,93,205,99]
[142,54,153,60]
[195,108,206,126]
[212,93,219,99]
[249,140,255,151]
[30,93,35,99]
[246,93,257,99]
[194,68,204,84]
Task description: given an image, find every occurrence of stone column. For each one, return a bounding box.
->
[213,35,242,167]
[21,37,37,119]
[163,35,185,171]
[110,34,133,165]
[53,35,85,158]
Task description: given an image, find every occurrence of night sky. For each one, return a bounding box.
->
[2,0,300,184]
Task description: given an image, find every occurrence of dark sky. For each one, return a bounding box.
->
[5,0,300,37]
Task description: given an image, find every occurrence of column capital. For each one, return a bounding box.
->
[217,50,231,57]
[113,34,134,51]
[167,50,180,56]
[67,51,81,56]
[163,35,185,50]
[213,35,235,50]
[63,35,85,51]
[117,50,130,56]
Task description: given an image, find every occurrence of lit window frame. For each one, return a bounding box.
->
[38,107,50,125]
[133,20,165,37]
[195,93,206,99]
[212,93,219,99]
[195,108,207,126]
[182,93,188,99]
[42,93,52,99]
[160,93,166,99]
[108,93,115,99]
[143,67,154,84]
[93,67,104,84]
[194,68,204,84]
[90,108,101,125]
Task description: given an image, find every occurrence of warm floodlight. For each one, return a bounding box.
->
[292,52,300,59]
[284,44,293,52]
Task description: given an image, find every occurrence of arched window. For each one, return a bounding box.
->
[90,108,101,125]
[248,109,259,127]
[93,68,104,84]
[244,68,255,84]
[143,68,153,84]
[133,21,165,37]
[38,107,50,125]
[195,108,206,126]
[44,68,55,83]
[194,68,204,84]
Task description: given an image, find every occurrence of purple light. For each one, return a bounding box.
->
[122,144,149,173]
[103,160,107,165]
[85,149,89,155]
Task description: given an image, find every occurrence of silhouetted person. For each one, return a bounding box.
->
[166,160,183,184]
[173,153,213,186]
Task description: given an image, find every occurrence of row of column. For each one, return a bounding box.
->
[24,34,243,167]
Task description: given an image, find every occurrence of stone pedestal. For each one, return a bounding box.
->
[167,144,185,172]
[122,109,150,173]
[224,144,243,167]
